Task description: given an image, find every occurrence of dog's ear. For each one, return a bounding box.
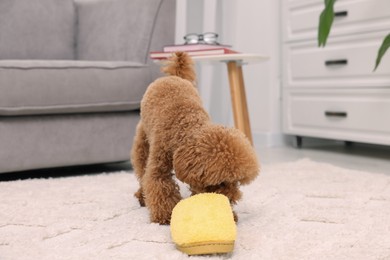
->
[200,126,260,186]
[173,143,206,185]
[173,126,260,186]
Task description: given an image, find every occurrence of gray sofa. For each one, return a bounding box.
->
[0,0,175,173]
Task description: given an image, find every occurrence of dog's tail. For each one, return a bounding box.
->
[162,52,196,84]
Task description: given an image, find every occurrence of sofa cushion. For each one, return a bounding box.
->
[0,0,75,60]
[0,60,152,116]
[0,112,139,173]
[75,0,162,63]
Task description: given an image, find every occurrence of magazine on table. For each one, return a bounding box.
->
[163,43,232,52]
[150,48,239,60]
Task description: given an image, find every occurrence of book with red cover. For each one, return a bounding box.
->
[150,48,239,60]
[163,43,231,52]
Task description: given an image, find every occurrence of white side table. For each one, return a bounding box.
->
[192,54,268,145]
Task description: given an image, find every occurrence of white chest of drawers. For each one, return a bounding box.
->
[282,0,390,146]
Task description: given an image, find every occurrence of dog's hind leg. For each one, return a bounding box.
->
[130,122,149,207]
[142,142,182,225]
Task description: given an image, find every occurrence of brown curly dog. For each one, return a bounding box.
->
[131,52,260,224]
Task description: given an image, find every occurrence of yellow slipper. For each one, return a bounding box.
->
[170,193,237,255]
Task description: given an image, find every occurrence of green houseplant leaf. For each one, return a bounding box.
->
[374,33,390,71]
[318,0,336,47]
[318,0,388,71]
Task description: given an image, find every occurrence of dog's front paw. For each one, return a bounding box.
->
[149,198,180,225]
[154,217,171,225]
[150,213,171,225]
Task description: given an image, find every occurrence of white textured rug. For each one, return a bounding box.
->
[1,159,390,260]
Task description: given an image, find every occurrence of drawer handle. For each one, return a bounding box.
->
[325,111,347,118]
[334,11,348,17]
[325,59,348,66]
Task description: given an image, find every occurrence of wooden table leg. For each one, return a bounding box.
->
[226,61,253,145]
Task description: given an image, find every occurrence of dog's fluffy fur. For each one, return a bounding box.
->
[131,52,260,224]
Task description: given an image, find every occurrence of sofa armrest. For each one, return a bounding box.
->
[75,0,173,64]
[147,0,176,78]
[148,0,176,58]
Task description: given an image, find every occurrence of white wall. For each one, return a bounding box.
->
[176,0,285,148]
